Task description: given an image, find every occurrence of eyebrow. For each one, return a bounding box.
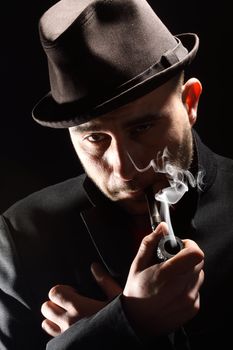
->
[73,113,158,133]
[72,122,104,133]
[123,113,158,128]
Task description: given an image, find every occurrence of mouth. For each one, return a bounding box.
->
[123,189,143,197]
[112,175,169,200]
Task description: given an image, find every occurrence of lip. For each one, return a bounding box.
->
[123,189,146,199]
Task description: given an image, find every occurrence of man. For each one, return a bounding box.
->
[0,0,232,349]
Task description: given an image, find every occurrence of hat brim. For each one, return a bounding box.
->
[32,33,199,128]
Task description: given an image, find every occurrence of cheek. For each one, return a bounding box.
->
[69,135,110,180]
[79,153,110,182]
[166,110,188,139]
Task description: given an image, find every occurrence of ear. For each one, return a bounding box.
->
[182,78,202,126]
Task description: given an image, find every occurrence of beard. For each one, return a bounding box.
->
[81,125,194,214]
[173,126,194,171]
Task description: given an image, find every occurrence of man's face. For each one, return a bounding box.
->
[69,78,197,214]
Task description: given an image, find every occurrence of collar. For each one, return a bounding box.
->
[81,178,134,284]
[192,129,217,192]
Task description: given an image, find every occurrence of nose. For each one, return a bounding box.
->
[108,138,139,181]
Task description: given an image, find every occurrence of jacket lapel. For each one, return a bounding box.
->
[81,178,133,285]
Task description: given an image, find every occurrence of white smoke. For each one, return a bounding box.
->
[128,148,204,246]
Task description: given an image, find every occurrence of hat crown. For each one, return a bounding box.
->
[40,0,183,103]
[33,0,199,128]
[40,0,94,41]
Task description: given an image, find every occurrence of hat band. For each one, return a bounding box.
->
[110,37,187,97]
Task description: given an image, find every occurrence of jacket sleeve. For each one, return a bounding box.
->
[46,294,176,350]
[0,216,49,350]
[46,295,140,349]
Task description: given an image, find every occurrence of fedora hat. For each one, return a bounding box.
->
[32,0,199,128]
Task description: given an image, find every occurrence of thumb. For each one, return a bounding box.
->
[132,221,167,271]
[91,262,122,300]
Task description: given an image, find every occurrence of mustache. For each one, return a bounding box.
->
[112,183,143,193]
[109,178,144,193]
[110,175,167,194]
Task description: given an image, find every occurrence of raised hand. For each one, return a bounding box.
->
[122,222,204,338]
[41,263,122,337]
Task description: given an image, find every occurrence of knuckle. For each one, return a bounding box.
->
[41,319,61,337]
[183,291,200,315]
[49,284,70,303]
[141,234,152,249]
[200,269,205,283]
[49,284,63,298]
[187,292,197,305]
[41,300,50,315]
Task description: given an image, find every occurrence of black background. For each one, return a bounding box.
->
[1,0,232,212]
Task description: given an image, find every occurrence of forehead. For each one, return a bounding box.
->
[73,81,176,132]
[75,112,157,133]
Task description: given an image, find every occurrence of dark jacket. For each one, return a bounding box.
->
[0,131,233,349]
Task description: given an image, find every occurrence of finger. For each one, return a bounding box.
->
[187,268,205,299]
[184,270,204,319]
[42,318,61,337]
[91,262,122,299]
[182,291,201,322]
[49,284,106,318]
[132,221,167,271]
[162,239,204,275]
[193,292,200,313]
[48,285,79,312]
[41,300,66,325]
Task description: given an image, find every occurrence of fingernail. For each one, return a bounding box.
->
[91,262,105,280]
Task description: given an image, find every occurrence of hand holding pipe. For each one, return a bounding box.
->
[145,186,184,262]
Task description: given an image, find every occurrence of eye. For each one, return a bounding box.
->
[130,123,154,137]
[85,133,107,143]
